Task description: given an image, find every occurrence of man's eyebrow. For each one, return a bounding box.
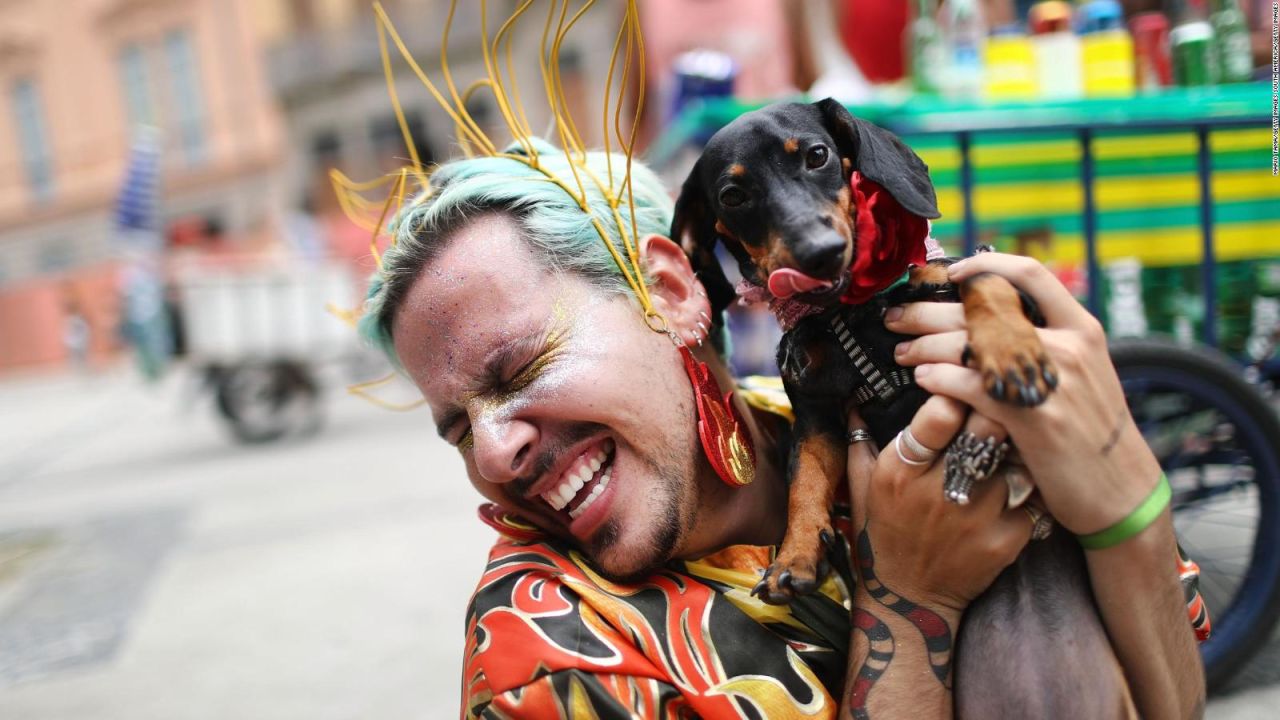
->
[434,322,560,439]
[435,408,466,440]
[472,325,554,394]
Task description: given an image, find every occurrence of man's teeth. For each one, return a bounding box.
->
[541,443,614,513]
[569,469,611,519]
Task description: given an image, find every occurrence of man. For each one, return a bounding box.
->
[358,146,1205,717]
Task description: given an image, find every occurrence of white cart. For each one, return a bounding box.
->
[176,258,360,443]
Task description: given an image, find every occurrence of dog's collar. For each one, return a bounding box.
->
[736,279,826,332]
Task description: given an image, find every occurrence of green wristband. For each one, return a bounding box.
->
[1077,473,1172,551]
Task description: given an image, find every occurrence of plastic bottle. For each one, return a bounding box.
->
[1170,0,1221,86]
[1209,0,1254,83]
[938,0,987,99]
[1029,1,1083,99]
[984,24,1038,99]
[1078,0,1135,96]
[909,0,947,94]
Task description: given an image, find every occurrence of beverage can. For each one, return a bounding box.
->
[1170,20,1219,86]
[1130,12,1173,90]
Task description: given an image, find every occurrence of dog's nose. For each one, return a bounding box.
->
[793,232,848,278]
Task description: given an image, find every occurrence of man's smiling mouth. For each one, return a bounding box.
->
[540,439,617,520]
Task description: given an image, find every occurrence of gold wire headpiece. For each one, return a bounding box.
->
[332,0,659,324]
[334,0,658,407]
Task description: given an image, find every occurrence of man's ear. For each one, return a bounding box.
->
[815,97,940,220]
[641,234,709,333]
[670,160,735,322]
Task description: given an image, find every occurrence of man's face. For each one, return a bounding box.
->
[392,214,706,580]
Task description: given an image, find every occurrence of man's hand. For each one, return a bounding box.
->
[849,398,1030,611]
[841,399,1031,719]
[887,252,1206,719]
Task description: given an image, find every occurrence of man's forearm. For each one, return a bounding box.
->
[842,591,956,720]
[1086,511,1205,719]
[843,528,960,719]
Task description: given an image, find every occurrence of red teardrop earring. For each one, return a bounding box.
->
[669,313,756,487]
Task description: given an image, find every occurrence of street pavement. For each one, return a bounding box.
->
[0,363,1276,718]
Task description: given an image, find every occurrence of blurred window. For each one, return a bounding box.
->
[119,43,155,128]
[10,78,55,202]
[289,0,317,31]
[163,30,207,167]
[311,129,342,168]
[369,110,434,169]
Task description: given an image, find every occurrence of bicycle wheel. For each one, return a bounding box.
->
[1110,338,1280,691]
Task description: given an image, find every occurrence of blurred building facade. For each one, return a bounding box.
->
[0,0,285,370]
[254,0,629,269]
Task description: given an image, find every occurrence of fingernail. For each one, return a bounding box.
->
[895,341,911,356]
[885,306,903,322]
[914,364,932,378]
[948,260,966,277]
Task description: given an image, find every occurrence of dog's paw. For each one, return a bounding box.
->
[751,526,835,605]
[963,323,1058,407]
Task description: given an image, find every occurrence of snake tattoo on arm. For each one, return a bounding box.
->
[856,527,956,689]
[847,608,894,720]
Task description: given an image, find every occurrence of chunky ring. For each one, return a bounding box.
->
[894,432,934,466]
[942,432,1010,505]
[901,426,940,463]
[847,429,874,445]
[1024,505,1055,541]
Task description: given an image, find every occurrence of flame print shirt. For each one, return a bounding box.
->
[462,527,857,719]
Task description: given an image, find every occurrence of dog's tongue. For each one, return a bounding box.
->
[767,268,834,299]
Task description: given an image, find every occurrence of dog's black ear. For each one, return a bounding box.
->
[815,97,940,220]
[671,159,736,320]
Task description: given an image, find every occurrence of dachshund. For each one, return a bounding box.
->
[672,99,1134,718]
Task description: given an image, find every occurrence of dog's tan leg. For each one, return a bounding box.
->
[960,272,1057,406]
[755,431,843,604]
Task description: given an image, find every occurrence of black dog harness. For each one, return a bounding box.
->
[830,312,914,406]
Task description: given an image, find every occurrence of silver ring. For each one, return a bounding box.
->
[847,429,874,445]
[901,426,940,463]
[894,432,933,466]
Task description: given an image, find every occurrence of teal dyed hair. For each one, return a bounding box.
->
[357,140,680,367]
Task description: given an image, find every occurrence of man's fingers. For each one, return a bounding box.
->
[895,330,968,367]
[947,253,1093,330]
[882,394,967,479]
[913,363,1007,421]
[885,301,966,335]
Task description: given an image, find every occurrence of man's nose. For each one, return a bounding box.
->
[470,416,538,486]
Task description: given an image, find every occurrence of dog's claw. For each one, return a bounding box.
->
[991,376,1006,400]
[819,529,833,549]
[777,570,793,590]
[961,344,973,367]
[1042,364,1058,390]
[750,579,767,598]
[1006,370,1023,403]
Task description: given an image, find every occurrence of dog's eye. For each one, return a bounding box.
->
[719,187,747,208]
[806,145,829,169]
